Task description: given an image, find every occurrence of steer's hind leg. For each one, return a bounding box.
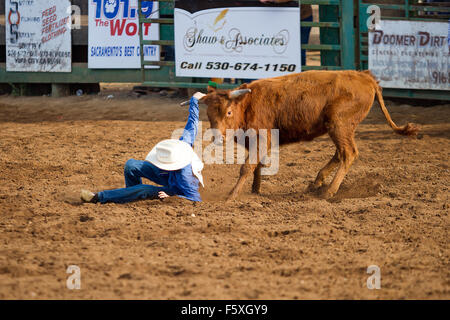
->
[310,151,339,190]
[322,128,359,199]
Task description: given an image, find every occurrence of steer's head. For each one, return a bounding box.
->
[200,85,252,139]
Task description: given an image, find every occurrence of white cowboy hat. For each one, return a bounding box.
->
[146,139,195,171]
[146,139,205,187]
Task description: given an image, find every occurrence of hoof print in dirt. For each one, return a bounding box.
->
[79,215,94,222]
[118,273,132,280]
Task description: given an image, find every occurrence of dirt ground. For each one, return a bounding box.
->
[0,85,448,300]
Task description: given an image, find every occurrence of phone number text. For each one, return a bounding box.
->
[180,61,297,72]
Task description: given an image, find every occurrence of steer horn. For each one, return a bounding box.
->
[229,88,251,99]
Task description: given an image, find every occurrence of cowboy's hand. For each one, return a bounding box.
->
[193,92,206,100]
[158,191,170,199]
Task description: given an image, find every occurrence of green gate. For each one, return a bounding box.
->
[358,0,450,100]
[138,0,357,89]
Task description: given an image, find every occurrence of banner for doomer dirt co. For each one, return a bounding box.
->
[6,0,72,72]
[89,0,160,69]
[369,20,449,90]
[174,1,301,79]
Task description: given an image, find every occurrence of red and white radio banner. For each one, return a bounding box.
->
[88,0,160,69]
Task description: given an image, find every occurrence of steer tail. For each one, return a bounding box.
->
[375,85,419,136]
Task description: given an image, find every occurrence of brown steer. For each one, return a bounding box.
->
[198,70,419,200]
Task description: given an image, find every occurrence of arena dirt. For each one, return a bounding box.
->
[0,88,448,299]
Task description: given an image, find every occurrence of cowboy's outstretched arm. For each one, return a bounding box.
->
[180,92,205,147]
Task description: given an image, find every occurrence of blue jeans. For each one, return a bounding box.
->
[97,159,173,204]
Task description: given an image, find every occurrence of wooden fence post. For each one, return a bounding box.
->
[52,84,70,97]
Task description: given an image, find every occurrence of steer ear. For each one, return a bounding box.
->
[207,85,216,93]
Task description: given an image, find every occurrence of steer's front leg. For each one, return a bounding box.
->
[227,161,258,201]
[251,162,263,194]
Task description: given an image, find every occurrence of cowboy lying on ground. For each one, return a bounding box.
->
[81,92,206,204]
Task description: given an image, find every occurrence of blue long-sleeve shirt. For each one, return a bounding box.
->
[165,97,202,202]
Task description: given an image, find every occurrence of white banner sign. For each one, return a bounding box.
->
[88,0,160,69]
[174,1,301,79]
[6,0,72,72]
[369,20,450,90]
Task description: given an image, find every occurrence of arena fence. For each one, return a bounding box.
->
[0,0,448,100]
